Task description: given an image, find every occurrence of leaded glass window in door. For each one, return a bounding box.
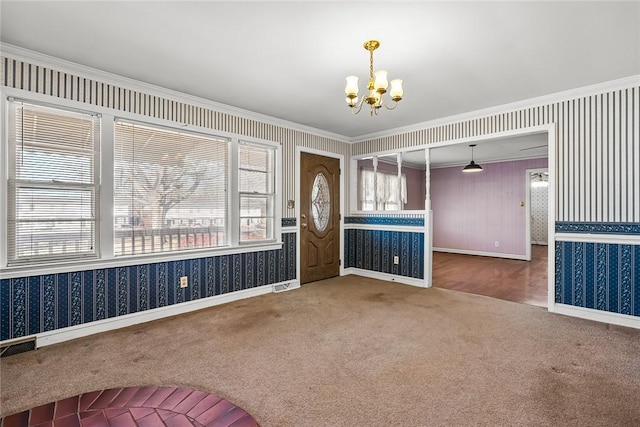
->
[311,172,330,231]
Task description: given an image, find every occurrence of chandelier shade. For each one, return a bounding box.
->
[345,40,403,116]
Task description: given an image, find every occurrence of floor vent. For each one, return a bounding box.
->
[272,282,299,293]
[1,337,36,358]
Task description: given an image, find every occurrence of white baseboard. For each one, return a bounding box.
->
[343,267,427,288]
[34,280,296,348]
[433,247,527,260]
[550,303,640,330]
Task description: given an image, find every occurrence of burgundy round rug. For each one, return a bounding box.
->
[0,386,259,427]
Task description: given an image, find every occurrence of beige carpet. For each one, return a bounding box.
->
[2,275,639,426]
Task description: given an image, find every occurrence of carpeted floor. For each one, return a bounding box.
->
[1,275,639,426]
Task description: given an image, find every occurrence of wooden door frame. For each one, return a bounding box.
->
[295,147,345,283]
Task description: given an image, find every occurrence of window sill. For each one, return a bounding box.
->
[0,241,283,280]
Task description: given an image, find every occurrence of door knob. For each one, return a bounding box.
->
[301,222,307,228]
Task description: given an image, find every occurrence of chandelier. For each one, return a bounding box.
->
[344,40,404,116]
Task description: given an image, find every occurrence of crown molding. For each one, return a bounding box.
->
[2,43,638,145]
[349,74,640,143]
[0,43,349,144]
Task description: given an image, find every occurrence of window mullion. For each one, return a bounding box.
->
[229,138,240,246]
[100,115,115,258]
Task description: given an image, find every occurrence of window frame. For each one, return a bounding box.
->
[238,140,277,245]
[0,89,283,278]
[5,97,101,265]
[113,118,231,256]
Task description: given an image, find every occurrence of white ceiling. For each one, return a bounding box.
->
[1,1,639,143]
[428,133,548,168]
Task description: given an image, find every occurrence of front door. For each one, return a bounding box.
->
[300,152,340,284]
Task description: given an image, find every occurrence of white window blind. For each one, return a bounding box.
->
[239,142,275,242]
[7,100,100,264]
[114,121,229,256]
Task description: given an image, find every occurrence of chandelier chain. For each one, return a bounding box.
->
[369,49,375,88]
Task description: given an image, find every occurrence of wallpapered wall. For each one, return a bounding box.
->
[431,158,548,257]
[0,53,345,342]
[0,231,296,341]
[352,85,640,320]
[0,56,350,217]
[343,217,425,280]
[556,241,639,316]
[1,53,639,343]
[531,183,549,245]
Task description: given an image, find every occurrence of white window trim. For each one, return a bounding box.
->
[238,139,279,245]
[0,88,283,279]
[5,97,101,265]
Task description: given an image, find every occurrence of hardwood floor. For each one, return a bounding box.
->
[432,245,548,307]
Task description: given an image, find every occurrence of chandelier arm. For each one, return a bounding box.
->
[351,97,367,115]
[382,99,399,111]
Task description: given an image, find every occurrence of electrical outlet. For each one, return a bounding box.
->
[393,256,399,265]
[180,276,188,288]
[494,241,500,247]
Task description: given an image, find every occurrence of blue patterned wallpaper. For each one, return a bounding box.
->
[345,216,425,226]
[0,233,296,341]
[344,228,424,279]
[556,222,640,235]
[281,217,296,227]
[556,241,639,317]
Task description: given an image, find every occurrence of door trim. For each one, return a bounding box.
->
[295,146,345,283]
[425,124,555,310]
[525,167,549,261]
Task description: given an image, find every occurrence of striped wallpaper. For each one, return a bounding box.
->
[0,56,350,216]
[352,87,640,223]
[2,53,639,327]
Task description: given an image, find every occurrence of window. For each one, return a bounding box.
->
[114,121,228,256]
[239,142,275,242]
[360,168,407,211]
[3,96,281,270]
[6,100,100,264]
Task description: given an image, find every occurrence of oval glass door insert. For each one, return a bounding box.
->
[311,172,330,231]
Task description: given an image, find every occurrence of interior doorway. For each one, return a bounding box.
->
[299,152,341,284]
[527,169,549,247]
[428,128,552,308]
